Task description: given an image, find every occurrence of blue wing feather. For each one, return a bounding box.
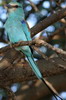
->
[21,20,31,41]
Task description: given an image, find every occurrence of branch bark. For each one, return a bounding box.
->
[0,49,66,87]
[0,39,66,55]
[31,8,66,36]
[15,74,66,100]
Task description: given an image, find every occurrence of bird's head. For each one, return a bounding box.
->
[4,2,22,13]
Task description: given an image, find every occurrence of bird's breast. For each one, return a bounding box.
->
[5,19,27,43]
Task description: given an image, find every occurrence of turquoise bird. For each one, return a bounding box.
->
[4,2,63,100]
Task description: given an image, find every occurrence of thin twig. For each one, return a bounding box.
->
[36,40,66,55]
[27,0,39,12]
[57,53,66,62]
[33,46,48,60]
[0,39,66,56]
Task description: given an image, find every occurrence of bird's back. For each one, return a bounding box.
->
[4,16,32,56]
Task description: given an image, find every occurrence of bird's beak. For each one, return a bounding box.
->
[4,4,12,9]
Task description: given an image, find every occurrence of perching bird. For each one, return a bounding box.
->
[4,2,63,100]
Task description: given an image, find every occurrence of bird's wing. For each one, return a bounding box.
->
[21,20,32,41]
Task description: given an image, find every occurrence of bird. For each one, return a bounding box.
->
[4,2,63,100]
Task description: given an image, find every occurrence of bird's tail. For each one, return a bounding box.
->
[27,56,63,100]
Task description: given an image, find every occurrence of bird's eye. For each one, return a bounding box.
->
[13,5,22,8]
[13,5,19,8]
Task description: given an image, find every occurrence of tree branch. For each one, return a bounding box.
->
[0,39,66,55]
[31,8,66,36]
[0,49,66,87]
[15,74,66,100]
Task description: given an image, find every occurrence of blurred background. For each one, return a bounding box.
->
[0,0,66,100]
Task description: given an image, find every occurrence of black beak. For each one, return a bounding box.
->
[5,4,12,8]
